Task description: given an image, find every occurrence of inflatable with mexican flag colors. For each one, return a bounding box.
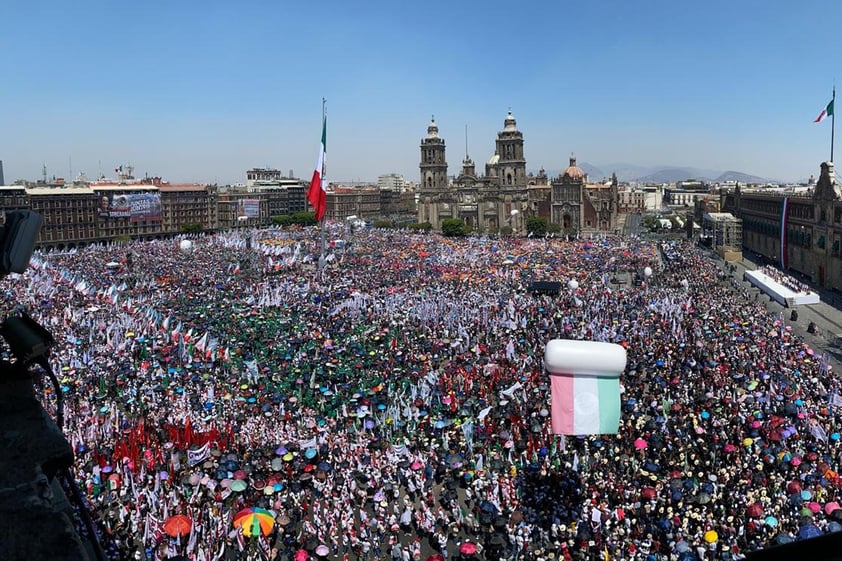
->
[545,339,627,435]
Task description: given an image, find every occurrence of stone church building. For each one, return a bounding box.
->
[418,112,530,232]
[417,112,619,234]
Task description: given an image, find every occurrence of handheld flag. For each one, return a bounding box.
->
[545,339,627,435]
[307,115,327,221]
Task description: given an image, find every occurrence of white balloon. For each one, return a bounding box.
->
[568,279,579,290]
[179,239,193,253]
[644,266,653,278]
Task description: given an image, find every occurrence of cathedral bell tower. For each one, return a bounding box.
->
[420,117,448,191]
[493,110,526,187]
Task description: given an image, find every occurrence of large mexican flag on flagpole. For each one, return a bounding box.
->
[307,116,327,220]
[814,99,834,123]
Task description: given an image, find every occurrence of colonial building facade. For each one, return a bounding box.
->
[417,112,530,232]
[417,114,619,234]
[722,161,842,290]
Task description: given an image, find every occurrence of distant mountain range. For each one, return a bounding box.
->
[545,162,776,185]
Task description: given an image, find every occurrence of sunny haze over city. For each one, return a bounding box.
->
[2,0,841,185]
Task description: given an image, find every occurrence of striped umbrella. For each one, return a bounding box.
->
[233,507,275,537]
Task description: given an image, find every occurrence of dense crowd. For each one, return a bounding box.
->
[4,225,842,561]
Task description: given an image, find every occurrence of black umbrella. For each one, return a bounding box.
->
[488,534,507,548]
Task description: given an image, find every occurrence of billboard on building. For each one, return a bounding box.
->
[99,193,162,222]
[239,198,260,219]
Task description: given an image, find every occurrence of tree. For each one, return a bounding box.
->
[407,222,432,231]
[441,218,469,237]
[372,219,393,229]
[546,222,562,234]
[182,222,203,233]
[290,211,317,226]
[525,217,548,237]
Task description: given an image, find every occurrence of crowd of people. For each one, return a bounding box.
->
[758,265,812,295]
[4,225,842,561]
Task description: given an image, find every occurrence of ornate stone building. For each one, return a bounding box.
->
[417,112,530,232]
[551,156,586,232]
[722,161,842,289]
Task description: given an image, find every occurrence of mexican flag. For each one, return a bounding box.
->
[307,116,327,221]
[550,373,622,435]
[545,339,626,435]
[814,99,834,123]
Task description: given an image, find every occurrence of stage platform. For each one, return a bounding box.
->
[744,269,821,307]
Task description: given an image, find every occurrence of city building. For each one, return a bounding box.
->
[246,167,286,188]
[0,160,4,186]
[417,112,530,232]
[377,173,406,192]
[551,157,587,232]
[324,185,381,222]
[26,186,100,247]
[618,188,646,214]
[583,177,620,233]
[722,161,842,289]
[417,114,620,234]
[156,182,218,233]
[0,185,28,213]
[92,183,164,241]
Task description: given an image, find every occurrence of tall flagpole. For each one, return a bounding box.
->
[319,98,327,271]
[830,84,836,163]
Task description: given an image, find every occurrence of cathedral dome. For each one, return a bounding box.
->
[503,110,517,132]
[562,155,586,182]
[426,117,439,139]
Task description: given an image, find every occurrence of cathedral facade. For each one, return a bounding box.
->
[417,113,619,234]
[417,112,530,233]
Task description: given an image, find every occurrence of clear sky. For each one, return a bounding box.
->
[2,0,840,184]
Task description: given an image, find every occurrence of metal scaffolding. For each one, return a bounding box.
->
[704,212,742,261]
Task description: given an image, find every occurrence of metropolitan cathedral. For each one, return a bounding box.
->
[417,111,619,234]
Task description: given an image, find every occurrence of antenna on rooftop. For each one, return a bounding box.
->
[42,162,47,184]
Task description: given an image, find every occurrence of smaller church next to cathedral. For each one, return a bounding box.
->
[417,112,620,235]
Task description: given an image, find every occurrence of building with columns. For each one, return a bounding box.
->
[417,111,530,232]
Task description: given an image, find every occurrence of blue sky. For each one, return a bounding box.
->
[1,0,839,184]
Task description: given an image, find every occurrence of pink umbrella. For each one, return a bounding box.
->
[234,470,247,480]
[723,444,737,453]
[792,457,802,466]
[826,502,841,515]
[634,438,648,450]
[746,502,764,518]
[294,550,309,561]
[459,543,478,556]
[808,501,822,514]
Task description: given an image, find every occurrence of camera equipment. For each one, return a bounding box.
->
[0,210,43,275]
[0,210,106,561]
